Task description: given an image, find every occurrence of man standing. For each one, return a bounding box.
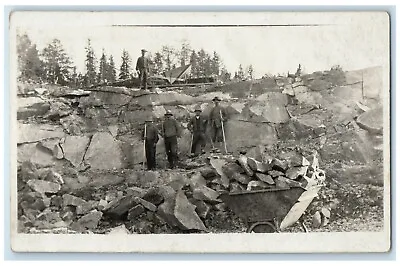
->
[162,110,181,169]
[188,106,207,156]
[143,117,159,170]
[209,97,227,151]
[136,49,150,90]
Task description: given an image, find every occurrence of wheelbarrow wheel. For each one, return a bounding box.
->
[247,221,278,233]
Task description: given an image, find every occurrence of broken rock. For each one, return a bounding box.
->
[141,188,164,205]
[189,199,212,219]
[268,170,285,178]
[209,158,230,188]
[189,172,207,190]
[61,135,91,167]
[17,122,65,144]
[247,180,269,191]
[127,205,145,220]
[27,180,61,194]
[221,162,245,179]
[237,155,254,176]
[62,194,87,207]
[174,190,207,231]
[255,173,275,185]
[192,186,222,204]
[107,224,130,235]
[270,158,289,172]
[104,195,138,218]
[232,172,252,185]
[247,157,271,173]
[134,197,157,212]
[312,211,322,228]
[285,166,308,180]
[72,210,103,231]
[356,106,383,135]
[274,177,291,189]
[126,186,146,198]
[229,182,246,193]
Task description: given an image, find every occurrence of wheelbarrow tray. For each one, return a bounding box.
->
[219,187,305,223]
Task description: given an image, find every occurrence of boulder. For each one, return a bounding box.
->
[237,155,254,176]
[246,180,269,191]
[221,162,245,179]
[61,135,91,167]
[72,210,103,230]
[174,190,207,231]
[270,158,289,172]
[17,122,65,144]
[268,170,285,178]
[162,171,190,191]
[209,159,230,188]
[356,106,383,135]
[18,143,58,168]
[157,199,179,228]
[189,172,207,190]
[192,186,222,204]
[232,173,252,185]
[17,97,51,120]
[107,224,130,235]
[229,182,246,193]
[142,188,164,205]
[62,194,87,207]
[255,173,275,185]
[127,205,145,220]
[27,180,61,194]
[199,167,217,179]
[247,157,271,173]
[247,101,290,123]
[84,132,123,170]
[189,199,212,219]
[134,197,157,212]
[126,186,146,198]
[103,195,138,218]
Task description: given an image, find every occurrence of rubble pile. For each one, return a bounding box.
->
[16,65,384,233]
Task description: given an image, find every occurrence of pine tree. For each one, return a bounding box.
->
[180,40,191,67]
[119,49,131,80]
[42,39,73,85]
[16,33,44,81]
[97,49,107,84]
[211,51,221,76]
[189,50,198,78]
[85,39,97,86]
[237,64,245,80]
[107,55,116,83]
[161,45,176,72]
[248,64,254,80]
[153,52,163,75]
[197,49,207,77]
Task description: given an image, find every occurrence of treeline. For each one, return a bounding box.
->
[18,34,253,87]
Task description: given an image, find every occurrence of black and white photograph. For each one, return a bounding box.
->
[9,11,391,253]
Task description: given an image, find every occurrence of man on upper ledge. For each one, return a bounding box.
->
[136,49,150,90]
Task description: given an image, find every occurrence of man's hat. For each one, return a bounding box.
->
[212,96,221,102]
[141,49,148,52]
[164,110,173,116]
[145,116,153,122]
[194,106,202,112]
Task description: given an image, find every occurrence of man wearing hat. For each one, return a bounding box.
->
[188,106,208,156]
[162,110,182,169]
[136,49,150,90]
[209,96,227,150]
[142,116,159,170]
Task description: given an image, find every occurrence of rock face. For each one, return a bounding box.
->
[84,132,123,170]
[18,122,65,144]
[61,136,91,167]
[248,102,290,123]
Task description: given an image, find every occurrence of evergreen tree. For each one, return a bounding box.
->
[106,55,116,83]
[119,49,131,80]
[197,49,207,77]
[161,45,176,72]
[97,49,108,84]
[237,64,245,80]
[42,38,73,85]
[16,33,43,81]
[248,64,254,79]
[211,51,221,76]
[189,50,198,78]
[179,40,191,67]
[153,52,163,75]
[85,39,97,86]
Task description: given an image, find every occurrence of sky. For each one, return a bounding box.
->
[10,11,389,79]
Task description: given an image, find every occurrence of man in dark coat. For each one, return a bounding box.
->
[143,117,159,170]
[136,49,150,90]
[162,110,181,169]
[208,97,227,150]
[188,106,208,156]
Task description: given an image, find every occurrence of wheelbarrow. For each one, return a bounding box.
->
[219,185,323,233]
